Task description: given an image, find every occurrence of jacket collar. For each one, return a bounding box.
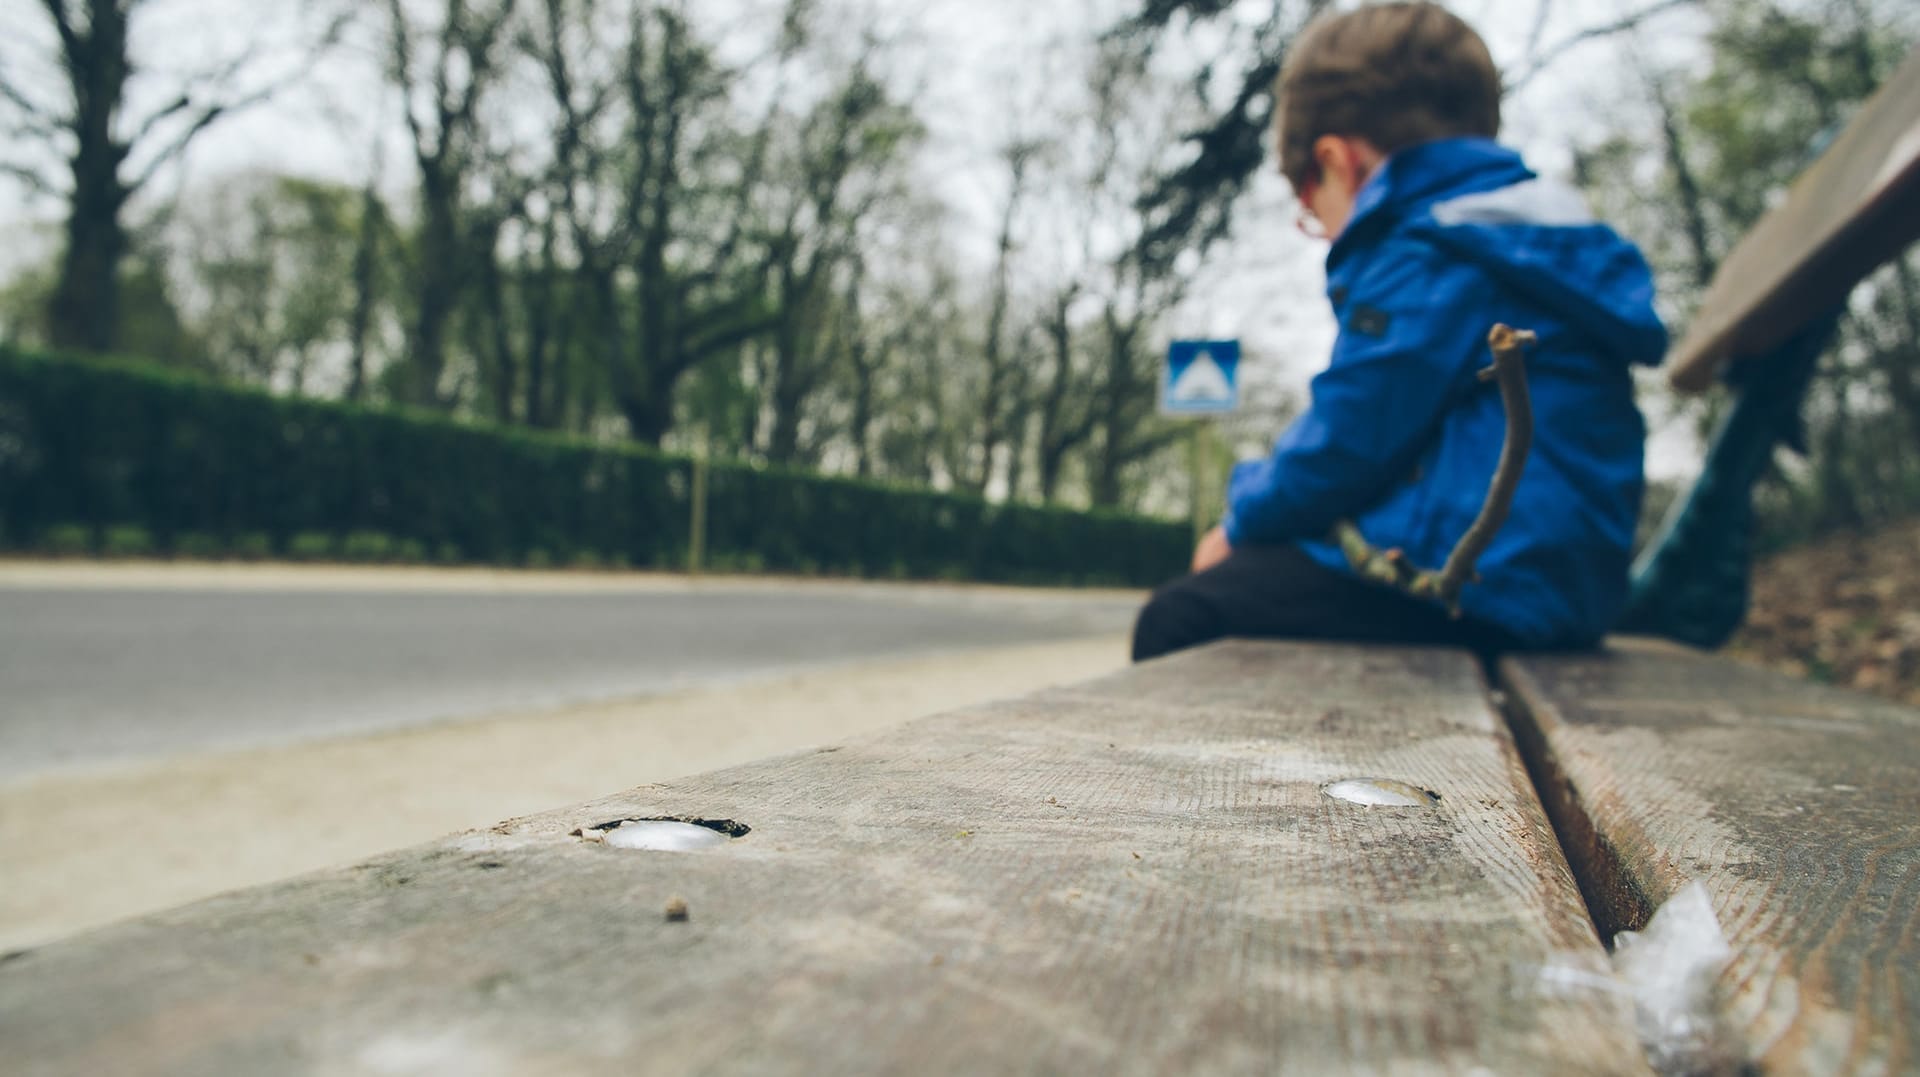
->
[1328,138,1535,268]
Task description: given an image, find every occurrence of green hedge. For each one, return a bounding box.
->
[0,346,1187,587]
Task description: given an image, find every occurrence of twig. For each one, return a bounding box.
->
[1503,0,1697,95]
[1521,0,1555,72]
[1331,324,1536,616]
[0,160,56,195]
[1436,325,1535,603]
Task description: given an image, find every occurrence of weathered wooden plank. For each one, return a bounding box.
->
[1668,45,1920,392]
[1502,645,1920,1073]
[2,642,1645,1075]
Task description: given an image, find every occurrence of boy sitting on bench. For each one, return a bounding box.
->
[1134,1,1668,662]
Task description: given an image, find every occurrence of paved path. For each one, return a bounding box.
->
[0,567,1139,781]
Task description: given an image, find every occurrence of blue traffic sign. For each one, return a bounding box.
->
[1161,340,1241,415]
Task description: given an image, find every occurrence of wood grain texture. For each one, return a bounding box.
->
[1,642,1644,1075]
[1503,647,1920,1073]
[1668,46,1920,392]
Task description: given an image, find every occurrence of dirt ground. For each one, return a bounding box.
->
[1730,517,1920,706]
[0,630,1128,953]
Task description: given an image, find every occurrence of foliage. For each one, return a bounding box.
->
[1574,0,1920,546]
[166,174,380,393]
[1109,0,1319,275]
[0,346,1187,586]
[0,243,211,371]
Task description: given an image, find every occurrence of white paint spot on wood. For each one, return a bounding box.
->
[1323,778,1438,807]
[602,821,731,851]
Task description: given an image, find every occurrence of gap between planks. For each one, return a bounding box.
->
[1485,664,1658,945]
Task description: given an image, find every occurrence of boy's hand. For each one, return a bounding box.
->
[1191,525,1232,573]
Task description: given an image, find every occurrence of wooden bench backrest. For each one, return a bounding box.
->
[1668,45,1920,392]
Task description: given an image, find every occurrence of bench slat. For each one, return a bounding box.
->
[0,642,1645,1075]
[1668,46,1920,392]
[1502,645,1920,1072]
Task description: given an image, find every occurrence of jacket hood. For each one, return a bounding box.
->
[1333,138,1668,366]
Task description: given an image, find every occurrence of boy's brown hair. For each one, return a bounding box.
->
[1276,2,1502,190]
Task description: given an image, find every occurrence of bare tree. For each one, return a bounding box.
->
[518,0,623,429]
[531,0,785,445]
[962,138,1042,496]
[380,0,519,408]
[1033,280,1099,502]
[345,143,392,404]
[838,265,908,479]
[1,0,339,353]
[1030,34,1192,510]
[1088,283,1186,509]
[760,59,920,466]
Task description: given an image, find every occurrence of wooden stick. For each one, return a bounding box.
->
[1432,324,1536,609]
[1331,324,1536,616]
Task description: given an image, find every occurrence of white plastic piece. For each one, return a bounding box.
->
[1611,881,1734,1074]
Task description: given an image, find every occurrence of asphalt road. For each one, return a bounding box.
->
[0,581,1139,781]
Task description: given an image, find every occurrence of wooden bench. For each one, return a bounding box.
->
[6,41,1919,1077]
[6,640,1916,1073]
[1,644,1647,1073]
[1503,644,1920,1073]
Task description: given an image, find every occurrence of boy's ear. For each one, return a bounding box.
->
[1311,135,1359,189]
[1312,135,1384,191]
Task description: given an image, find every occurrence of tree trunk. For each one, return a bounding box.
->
[1004,406,1031,503]
[482,250,516,425]
[402,170,460,407]
[1036,286,1094,504]
[1650,75,1718,292]
[524,217,557,428]
[766,257,815,465]
[621,386,675,446]
[345,177,381,403]
[849,338,879,479]
[1816,351,1862,530]
[970,144,1034,496]
[49,0,133,353]
[768,355,805,464]
[552,306,576,433]
[1865,257,1920,462]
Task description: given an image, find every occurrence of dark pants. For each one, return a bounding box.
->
[1131,542,1521,662]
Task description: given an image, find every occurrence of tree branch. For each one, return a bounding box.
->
[37,0,81,64]
[383,0,430,158]
[0,68,56,127]
[128,93,192,146]
[0,159,58,194]
[1505,0,1697,95]
[127,9,351,194]
[125,99,221,193]
[1332,324,1536,616]
[1522,0,1554,70]
[443,0,516,140]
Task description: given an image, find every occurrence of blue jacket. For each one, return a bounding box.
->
[1223,138,1666,647]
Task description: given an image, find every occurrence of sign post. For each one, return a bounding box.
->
[1189,423,1208,544]
[1161,340,1242,545]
